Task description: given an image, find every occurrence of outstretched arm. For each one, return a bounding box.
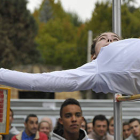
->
[0,61,97,92]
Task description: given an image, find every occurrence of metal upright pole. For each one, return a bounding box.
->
[87,30,93,63]
[112,0,121,36]
[112,0,122,140]
[113,94,122,140]
[86,30,93,99]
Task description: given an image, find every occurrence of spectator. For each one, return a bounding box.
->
[108,117,114,136]
[125,118,140,140]
[38,121,51,140]
[12,114,48,140]
[123,122,131,140]
[81,117,87,132]
[88,114,114,140]
[87,122,93,134]
[40,117,53,132]
[51,98,92,140]
[9,108,20,135]
[3,108,20,140]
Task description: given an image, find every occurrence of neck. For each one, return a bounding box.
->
[25,129,32,136]
[63,131,79,140]
[94,131,105,139]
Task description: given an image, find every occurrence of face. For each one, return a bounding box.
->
[59,105,83,135]
[93,120,108,137]
[93,32,120,59]
[123,124,131,139]
[39,122,50,136]
[109,119,114,135]
[81,121,86,130]
[41,118,52,131]
[25,117,38,136]
[129,120,140,138]
[87,123,93,134]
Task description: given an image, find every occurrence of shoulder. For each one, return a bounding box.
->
[39,132,48,139]
[106,133,114,140]
[88,131,94,139]
[10,126,20,135]
[125,134,136,140]
[11,135,17,140]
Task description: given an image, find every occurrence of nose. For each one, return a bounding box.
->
[34,123,38,128]
[71,115,76,122]
[107,39,113,42]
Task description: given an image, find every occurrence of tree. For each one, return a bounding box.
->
[35,0,85,69]
[0,0,41,68]
[86,1,112,39]
[121,4,140,38]
[39,0,53,23]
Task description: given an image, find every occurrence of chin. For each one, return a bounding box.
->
[31,131,36,135]
[70,130,79,134]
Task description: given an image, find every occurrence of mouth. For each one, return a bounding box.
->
[70,124,78,128]
[32,129,37,132]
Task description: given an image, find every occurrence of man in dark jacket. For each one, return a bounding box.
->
[51,98,92,140]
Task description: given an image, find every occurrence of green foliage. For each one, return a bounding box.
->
[86,1,112,38]
[35,0,85,69]
[121,4,140,38]
[67,12,83,27]
[36,17,80,68]
[0,0,41,68]
[39,0,53,23]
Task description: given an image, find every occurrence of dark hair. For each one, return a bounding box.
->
[60,98,82,117]
[123,122,129,127]
[10,108,14,118]
[53,119,63,134]
[25,114,38,123]
[129,118,140,124]
[92,114,109,127]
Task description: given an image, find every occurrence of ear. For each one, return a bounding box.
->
[91,54,96,60]
[59,118,63,125]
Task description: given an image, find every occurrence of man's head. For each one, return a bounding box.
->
[38,121,50,137]
[129,118,140,139]
[92,114,109,137]
[87,122,93,134]
[24,114,38,136]
[91,32,121,60]
[59,98,83,136]
[41,117,53,132]
[123,122,131,139]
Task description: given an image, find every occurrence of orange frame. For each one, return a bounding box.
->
[0,87,11,135]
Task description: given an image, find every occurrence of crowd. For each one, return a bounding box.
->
[2,98,140,140]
